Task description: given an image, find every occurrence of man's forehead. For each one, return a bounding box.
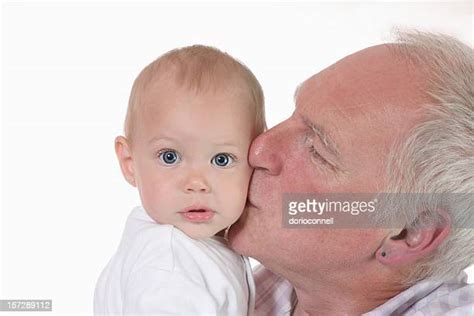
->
[294,44,428,114]
[292,44,428,158]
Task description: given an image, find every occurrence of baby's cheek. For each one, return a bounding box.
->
[142,181,173,208]
[233,176,252,210]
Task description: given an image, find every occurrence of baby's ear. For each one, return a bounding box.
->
[115,136,137,187]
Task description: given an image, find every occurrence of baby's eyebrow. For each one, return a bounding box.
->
[213,142,239,147]
[148,136,176,145]
[148,136,240,150]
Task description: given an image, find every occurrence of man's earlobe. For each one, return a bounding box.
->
[376,210,451,266]
[115,136,137,187]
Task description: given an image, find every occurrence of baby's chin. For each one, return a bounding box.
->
[176,223,226,240]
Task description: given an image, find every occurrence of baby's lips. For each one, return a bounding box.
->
[180,205,214,214]
[179,206,215,222]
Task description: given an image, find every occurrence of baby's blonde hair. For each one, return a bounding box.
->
[124,45,266,141]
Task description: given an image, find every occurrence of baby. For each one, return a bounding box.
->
[94,45,266,315]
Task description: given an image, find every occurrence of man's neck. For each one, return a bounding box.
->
[287,265,407,315]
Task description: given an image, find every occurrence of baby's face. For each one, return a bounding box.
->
[130,83,254,239]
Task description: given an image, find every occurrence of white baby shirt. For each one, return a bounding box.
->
[94,206,255,315]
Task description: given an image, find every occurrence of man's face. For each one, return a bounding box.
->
[228,45,428,276]
[129,82,254,239]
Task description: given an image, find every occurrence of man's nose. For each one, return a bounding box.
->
[184,171,211,193]
[249,122,286,175]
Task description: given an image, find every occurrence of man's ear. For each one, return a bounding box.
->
[115,136,137,187]
[376,210,451,265]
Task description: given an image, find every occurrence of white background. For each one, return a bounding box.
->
[1,1,473,314]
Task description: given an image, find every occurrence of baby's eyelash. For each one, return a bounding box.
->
[225,153,238,162]
[156,148,178,156]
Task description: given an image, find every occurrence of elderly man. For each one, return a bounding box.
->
[228,31,474,315]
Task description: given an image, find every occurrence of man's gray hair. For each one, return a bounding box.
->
[383,30,473,285]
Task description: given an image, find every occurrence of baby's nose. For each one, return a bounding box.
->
[184,176,211,193]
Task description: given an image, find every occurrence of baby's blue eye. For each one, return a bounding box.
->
[212,153,234,167]
[159,150,181,165]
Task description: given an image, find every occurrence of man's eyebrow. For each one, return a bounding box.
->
[301,115,340,158]
[293,83,303,106]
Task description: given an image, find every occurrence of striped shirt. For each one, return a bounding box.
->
[253,265,474,315]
